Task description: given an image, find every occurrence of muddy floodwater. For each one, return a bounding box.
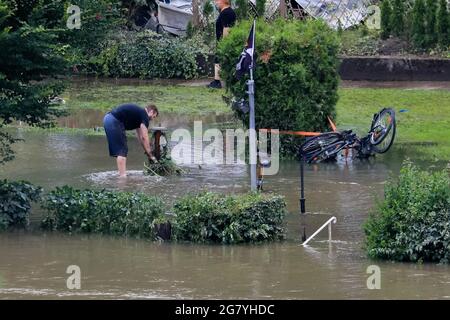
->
[1,79,450,299]
[1,128,449,300]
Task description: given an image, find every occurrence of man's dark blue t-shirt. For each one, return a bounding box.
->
[111,104,149,130]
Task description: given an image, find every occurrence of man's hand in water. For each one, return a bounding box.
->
[147,153,158,163]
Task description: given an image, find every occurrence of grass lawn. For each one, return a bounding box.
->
[337,88,450,161]
[62,81,228,114]
[58,80,450,161]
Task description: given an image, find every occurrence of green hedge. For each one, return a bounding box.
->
[218,19,340,156]
[2,181,287,244]
[89,31,210,79]
[41,186,165,239]
[172,192,287,244]
[364,162,450,263]
[0,180,42,230]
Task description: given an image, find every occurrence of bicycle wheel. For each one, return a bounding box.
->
[307,141,348,164]
[299,132,342,159]
[370,108,395,145]
[370,108,396,154]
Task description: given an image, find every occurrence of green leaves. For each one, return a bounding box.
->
[172,192,287,244]
[0,180,42,230]
[93,31,209,80]
[41,186,165,240]
[364,161,450,263]
[218,19,340,156]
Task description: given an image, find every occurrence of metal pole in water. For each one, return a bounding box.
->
[300,155,306,214]
[248,68,257,192]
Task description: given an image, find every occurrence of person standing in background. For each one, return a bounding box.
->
[207,0,236,89]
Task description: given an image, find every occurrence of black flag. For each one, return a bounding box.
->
[235,20,255,80]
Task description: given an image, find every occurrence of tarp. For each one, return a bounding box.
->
[254,0,374,30]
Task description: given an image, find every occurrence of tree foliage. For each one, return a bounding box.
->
[411,0,426,48]
[380,0,392,39]
[0,0,67,164]
[390,0,406,36]
[437,0,450,47]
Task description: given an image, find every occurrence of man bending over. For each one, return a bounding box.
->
[103,103,159,177]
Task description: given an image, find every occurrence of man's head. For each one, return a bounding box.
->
[145,104,159,120]
[215,0,230,11]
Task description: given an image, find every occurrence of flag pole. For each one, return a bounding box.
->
[248,68,256,191]
[247,20,257,191]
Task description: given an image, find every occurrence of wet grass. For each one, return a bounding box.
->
[62,81,228,115]
[337,88,450,161]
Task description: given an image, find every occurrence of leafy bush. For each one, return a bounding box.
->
[0,180,42,230]
[41,186,165,239]
[380,0,448,51]
[364,162,450,263]
[390,0,406,36]
[218,19,340,156]
[92,31,210,79]
[411,0,426,48]
[380,0,392,39]
[437,0,450,47]
[172,192,287,244]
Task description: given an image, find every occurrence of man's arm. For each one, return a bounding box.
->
[136,124,153,157]
[223,27,230,37]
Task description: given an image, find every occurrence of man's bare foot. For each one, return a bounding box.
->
[118,173,127,178]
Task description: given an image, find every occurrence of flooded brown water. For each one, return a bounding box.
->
[1,128,449,300]
[1,77,449,299]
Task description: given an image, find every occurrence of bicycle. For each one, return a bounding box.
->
[299,108,396,164]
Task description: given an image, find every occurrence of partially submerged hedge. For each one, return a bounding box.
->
[41,186,165,240]
[2,181,287,244]
[0,180,42,230]
[364,162,450,263]
[172,192,287,244]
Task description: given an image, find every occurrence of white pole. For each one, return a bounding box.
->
[248,68,257,191]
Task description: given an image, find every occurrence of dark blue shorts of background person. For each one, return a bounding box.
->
[103,113,128,157]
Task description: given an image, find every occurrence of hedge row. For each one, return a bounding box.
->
[364,162,450,263]
[0,181,287,243]
[85,31,210,79]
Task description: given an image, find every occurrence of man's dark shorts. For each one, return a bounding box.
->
[103,113,128,157]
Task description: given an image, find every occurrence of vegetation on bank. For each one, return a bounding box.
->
[379,0,449,54]
[341,0,449,58]
[1,182,288,244]
[364,162,450,263]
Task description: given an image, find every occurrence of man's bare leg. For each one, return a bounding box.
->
[117,156,127,177]
[214,63,221,81]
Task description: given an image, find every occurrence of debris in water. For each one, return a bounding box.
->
[144,155,185,176]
